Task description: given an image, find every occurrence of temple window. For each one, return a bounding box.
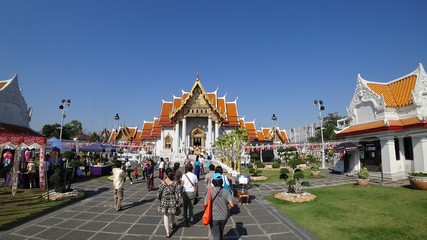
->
[394,137,400,160]
[403,136,413,160]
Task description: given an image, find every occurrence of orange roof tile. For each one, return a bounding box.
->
[245,122,258,140]
[141,122,154,140]
[217,98,226,115]
[366,75,416,107]
[262,128,270,138]
[133,130,143,143]
[173,98,182,111]
[151,118,161,137]
[182,92,189,102]
[279,130,288,142]
[223,102,240,126]
[159,101,174,126]
[0,82,7,90]
[207,93,217,107]
[336,117,425,137]
[256,131,266,140]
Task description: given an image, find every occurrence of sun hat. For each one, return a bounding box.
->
[212,173,222,180]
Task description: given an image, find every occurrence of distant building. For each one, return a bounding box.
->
[108,74,288,161]
[0,75,32,128]
[336,63,427,180]
[0,74,46,189]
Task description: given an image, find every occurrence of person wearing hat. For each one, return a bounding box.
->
[205,173,234,240]
[26,158,37,188]
[112,160,126,211]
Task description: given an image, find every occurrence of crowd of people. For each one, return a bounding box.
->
[112,156,235,240]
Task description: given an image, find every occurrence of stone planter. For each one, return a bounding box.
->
[311,170,321,177]
[408,176,427,190]
[356,178,370,187]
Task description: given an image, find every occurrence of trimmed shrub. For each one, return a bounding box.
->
[272,162,281,168]
[255,161,265,168]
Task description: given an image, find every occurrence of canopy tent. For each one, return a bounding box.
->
[80,142,106,152]
[101,143,116,153]
[0,122,47,193]
[46,137,71,152]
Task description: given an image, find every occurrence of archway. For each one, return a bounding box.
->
[190,127,206,150]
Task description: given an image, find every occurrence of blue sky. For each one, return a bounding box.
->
[1,0,426,134]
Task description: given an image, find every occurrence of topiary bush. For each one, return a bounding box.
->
[272,162,281,168]
[255,161,265,168]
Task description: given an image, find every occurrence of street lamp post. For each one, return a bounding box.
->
[114,113,120,131]
[314,100,326,169]
[114,113,120,149]
[271,114,277,159]
[59,99,71,141]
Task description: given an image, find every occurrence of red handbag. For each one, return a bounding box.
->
[202,188,212,226]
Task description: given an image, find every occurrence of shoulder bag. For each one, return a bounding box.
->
[202,187,221,226]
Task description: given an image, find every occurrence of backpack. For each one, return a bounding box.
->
[222,175,232,192]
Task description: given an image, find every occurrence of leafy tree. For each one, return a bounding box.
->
[64,120,83,138]
[42,124,61,138]
[213,127,248,173]
[89,132,101,142]
[42,120,85,140]
[310,113,343,142]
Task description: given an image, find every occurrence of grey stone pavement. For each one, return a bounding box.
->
[0,169,408,240]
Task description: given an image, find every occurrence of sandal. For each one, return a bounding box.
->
[166,233,171,238]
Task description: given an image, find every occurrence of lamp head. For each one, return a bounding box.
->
[272,114,277,121]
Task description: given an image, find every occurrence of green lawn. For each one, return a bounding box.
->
[241,167,327,183]
[266,184,427,240]
[0,175,110,230]
[0,188,77,230]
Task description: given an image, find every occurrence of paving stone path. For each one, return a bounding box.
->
[0,169,407,240]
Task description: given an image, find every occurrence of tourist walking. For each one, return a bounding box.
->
[205,173,234,240]
[173,162,182,190]
[112,161,126,211]
[180,164,198,227]
[124,158,133,184]
[194,155,201,181]
[84,156,91,176]
[157,168,180,238]
[215,166,232,194]
[26,158,37,188]
[146,160,155,191]
[205,164,216,189]
[142,159,148,180]
[134,165,139,181]
[158,158,165,180]
[200,154,205,175]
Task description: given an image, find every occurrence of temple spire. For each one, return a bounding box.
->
[196,70,200,82]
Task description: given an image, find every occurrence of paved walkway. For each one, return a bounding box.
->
[0,170,407,240]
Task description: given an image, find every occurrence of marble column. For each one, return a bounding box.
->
[182,117,187,150]
[174,122,180,155]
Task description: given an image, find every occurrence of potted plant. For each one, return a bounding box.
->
[310,163,321,177]
[356,167,369,186]
[408,172,427,190]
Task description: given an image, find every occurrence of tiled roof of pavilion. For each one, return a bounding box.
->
[336,64,427,137]
[366,74,417,107]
